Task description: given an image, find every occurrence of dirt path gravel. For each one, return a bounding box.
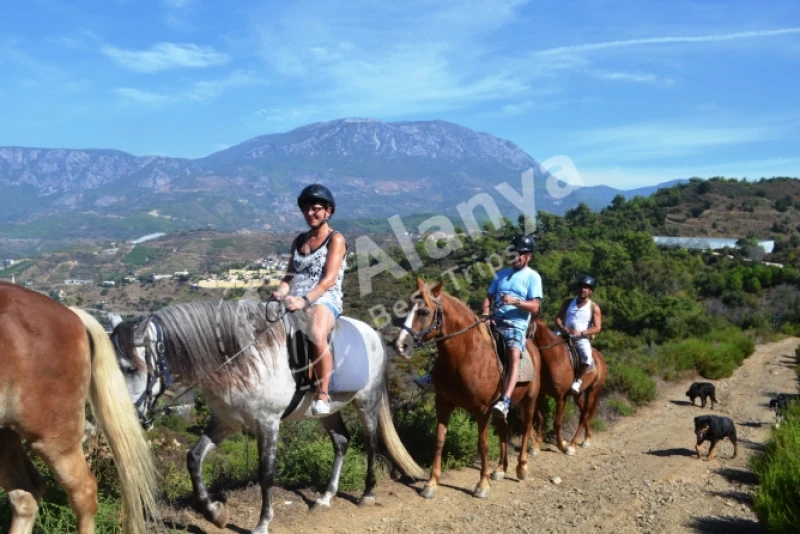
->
[165,337,799,534]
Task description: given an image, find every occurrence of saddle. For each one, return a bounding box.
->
[266,300,369,418]
[487,321,535,385]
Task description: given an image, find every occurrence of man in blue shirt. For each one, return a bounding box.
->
[484,234,542,419]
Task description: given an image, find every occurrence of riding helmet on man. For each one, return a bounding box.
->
[297,184,336,214]
[509,234,536,254]
[577,274,596,289]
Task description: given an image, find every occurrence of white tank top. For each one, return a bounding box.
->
[565,298,593,332]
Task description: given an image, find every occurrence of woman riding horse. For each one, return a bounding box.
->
[272,183,347,416]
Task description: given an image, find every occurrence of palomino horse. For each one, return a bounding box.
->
[394,279,541,499]
[0,282,159,534]
[528,317,607,456]
[110,300,426,534]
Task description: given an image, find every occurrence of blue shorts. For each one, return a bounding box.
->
[313,301,341,320]
[494,322,526,351]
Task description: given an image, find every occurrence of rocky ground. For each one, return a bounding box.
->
[162,337,799,534]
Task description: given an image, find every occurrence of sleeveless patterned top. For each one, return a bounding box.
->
[289,231,346,314]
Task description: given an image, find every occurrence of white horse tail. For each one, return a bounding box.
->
[71,308,161,534]
[378,380,427,480]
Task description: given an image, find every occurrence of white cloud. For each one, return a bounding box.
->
[589,70,675,87]
[571,122,777,161]
[184,69,263,102]
[162,0,192,7]
[101,42,229,73]
[533,27,800,57]
[113,87,175,106]
[113,70,262,107]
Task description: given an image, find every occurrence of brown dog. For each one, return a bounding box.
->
[694,415,738,461]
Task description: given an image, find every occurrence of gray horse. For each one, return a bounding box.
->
[110,300,425,534]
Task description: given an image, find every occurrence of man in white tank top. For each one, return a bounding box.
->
[555,275,603,394]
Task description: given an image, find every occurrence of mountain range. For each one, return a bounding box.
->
[0,118,683,245]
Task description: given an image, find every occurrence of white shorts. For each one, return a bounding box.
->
[574,338,592,365]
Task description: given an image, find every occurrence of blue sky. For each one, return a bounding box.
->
[1,0,799,188]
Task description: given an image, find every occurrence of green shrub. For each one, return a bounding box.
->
[395,402,498,469]
[605,364,657,405]
[607,398,635,416]
[590,419,607,431]
[751,402,800,534]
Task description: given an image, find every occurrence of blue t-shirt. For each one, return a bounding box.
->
[488,266,543,327]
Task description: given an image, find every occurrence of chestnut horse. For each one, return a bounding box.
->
[394,279,541,499]
[0,283,159,534]
[528,317,607,456]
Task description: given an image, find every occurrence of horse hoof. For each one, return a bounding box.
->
[530,448,539,457]
[580,441,592,449]
[560,440,569,450]
[420,485,437,499]
[473,487,489,499]
[516,466,528,481]
[491,471,505,481]
[566,446,576,456]
[311,501,331,513]
[358,496,376,507]
[207,501,228,528]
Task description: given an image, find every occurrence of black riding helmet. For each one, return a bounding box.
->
[577,274,596,289]
[297,184,336,214]
[509,234,536,254]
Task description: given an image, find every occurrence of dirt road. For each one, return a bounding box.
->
[166,337,799,534]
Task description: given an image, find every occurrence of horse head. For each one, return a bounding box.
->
[110,315,162,429]
[393,278,443,359]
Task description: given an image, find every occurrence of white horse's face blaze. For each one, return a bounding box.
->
[394,290,437,359]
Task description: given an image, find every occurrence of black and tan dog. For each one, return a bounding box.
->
[686,382,717,409]
[694,415,737,461]
[769,393,800,428]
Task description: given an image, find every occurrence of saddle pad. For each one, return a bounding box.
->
[518,349,535,383]
[329,317,370,393]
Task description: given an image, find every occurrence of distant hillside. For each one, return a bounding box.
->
[0,118,686,253]
[652,177,800,241]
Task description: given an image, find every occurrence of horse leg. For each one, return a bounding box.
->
[476,412,493,498]
[569,391,591,452]
[34,440,98,534]
[529,395,546,456]
[314,412,351,510]
[187,415,235,527]
[581,388,602,448]
[252,416,280,534]
[491,413,508,482]
[420,397,454,499]
[0,430,46,534]
[354,393,379,507]
[554,397,574,455]
[516,398,534,481]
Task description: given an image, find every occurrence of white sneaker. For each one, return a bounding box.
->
[571,380,582,394]
[312,398,331,416]
[492,399,509,419]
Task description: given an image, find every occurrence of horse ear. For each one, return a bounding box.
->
[431,281,443,298]
[133,316,152,345]
[416,278,425,290]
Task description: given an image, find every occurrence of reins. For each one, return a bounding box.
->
[403,298,488,348]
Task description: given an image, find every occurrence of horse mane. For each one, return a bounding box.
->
[152,300,284,389]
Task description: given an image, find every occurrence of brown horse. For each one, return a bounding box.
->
[0,283,159,534]
[394,279,541,499]
[528,317,607,456]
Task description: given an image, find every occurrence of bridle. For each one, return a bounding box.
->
[399,297,488,349]
[116,316,174,429]
[400,299,444,348]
